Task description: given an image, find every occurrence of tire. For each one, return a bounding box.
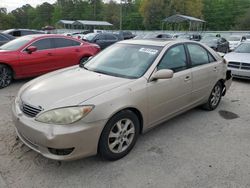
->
[79,57,89,66]
[202,82,223,111]
[98,110,140,161]
[0,64,13,89]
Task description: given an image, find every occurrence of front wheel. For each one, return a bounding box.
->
[202,82,223,111]
[0,64,13,89]
[98,110,140,161]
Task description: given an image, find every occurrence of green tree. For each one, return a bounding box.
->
[139,0,167,30]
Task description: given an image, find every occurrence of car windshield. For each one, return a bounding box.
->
[84,33,97,41]
[228,36,241,41]
[0,36,33,51]
[234,43,250,53]
[84,43,162,79]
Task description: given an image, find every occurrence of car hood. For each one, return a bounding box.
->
[20,66,133,110]
[224,52,250,63]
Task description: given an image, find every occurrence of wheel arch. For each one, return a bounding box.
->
[217,79,226,96]
[105,107,144,134]
[0,62,15,77]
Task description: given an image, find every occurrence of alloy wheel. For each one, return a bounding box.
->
[108,118,135,154]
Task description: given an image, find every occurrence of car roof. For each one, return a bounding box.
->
[118,39,176,47]
[17,34,84,43]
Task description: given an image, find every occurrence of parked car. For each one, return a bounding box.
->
[177,33,202,41]
[72,31,93,40]
[200,36,229,53]
[224,42,250,79]
[83,33,119,49]
[3,29,45,37]
[119,31,136,40]
[0,32,15,46]
[12,39,232,161]
[242,34,250,42]
[141,33,173,39]
[0,34,100,88]
[113,31,136,40]
[227,35,245,51]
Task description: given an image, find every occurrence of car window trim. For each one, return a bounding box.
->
[21,37,82,52]
[156,43,190,73]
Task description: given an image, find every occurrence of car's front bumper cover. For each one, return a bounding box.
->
[228,67,250,79]
[12,99,107,161]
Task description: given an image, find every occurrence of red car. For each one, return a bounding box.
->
[0,34,100,88]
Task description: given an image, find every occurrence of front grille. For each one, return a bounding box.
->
[228,62,250,70]
[228,62,240,69]
[20,101,43,117]
[241,63,250,70]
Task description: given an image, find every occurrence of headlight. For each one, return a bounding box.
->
[35,106,94,125]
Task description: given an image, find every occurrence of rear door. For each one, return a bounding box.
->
[147,44,192,127]
[186,43,220,104]
[19,38,58,77]
[52,37,82,68]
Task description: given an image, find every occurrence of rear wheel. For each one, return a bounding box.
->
[98,110,140,161]
[202,82,223,111]
[0,64,13,89]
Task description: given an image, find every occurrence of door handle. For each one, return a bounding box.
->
[75,49,80,52]
[213,67,217,71]
[184,76,191,81]
[47,53,52,56]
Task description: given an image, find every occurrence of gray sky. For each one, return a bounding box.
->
[0,0,57,12]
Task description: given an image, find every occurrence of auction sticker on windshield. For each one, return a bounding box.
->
[139,48,158,55]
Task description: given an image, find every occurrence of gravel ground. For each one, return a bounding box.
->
[0,78,250,188]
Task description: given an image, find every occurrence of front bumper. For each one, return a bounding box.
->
[12,100,107,161]
[228,67,250,80]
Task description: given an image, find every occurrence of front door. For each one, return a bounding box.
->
[19,38,58,77]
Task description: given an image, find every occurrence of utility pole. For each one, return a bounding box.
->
[120,0,123,30]
[94,0,96,20]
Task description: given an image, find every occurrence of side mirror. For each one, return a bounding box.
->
[26,46,37,54]
[150,69,174,81]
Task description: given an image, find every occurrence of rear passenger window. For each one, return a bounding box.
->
[106,34,117,40]
[96,35,105,40]
[54,38,80,48]
[21,30,33,36]
[31,38,53,50]
[157,45,187,72]
[187,44,210,66]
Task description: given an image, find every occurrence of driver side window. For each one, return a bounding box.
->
[157,45,187,72]
[30,38,53,51]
